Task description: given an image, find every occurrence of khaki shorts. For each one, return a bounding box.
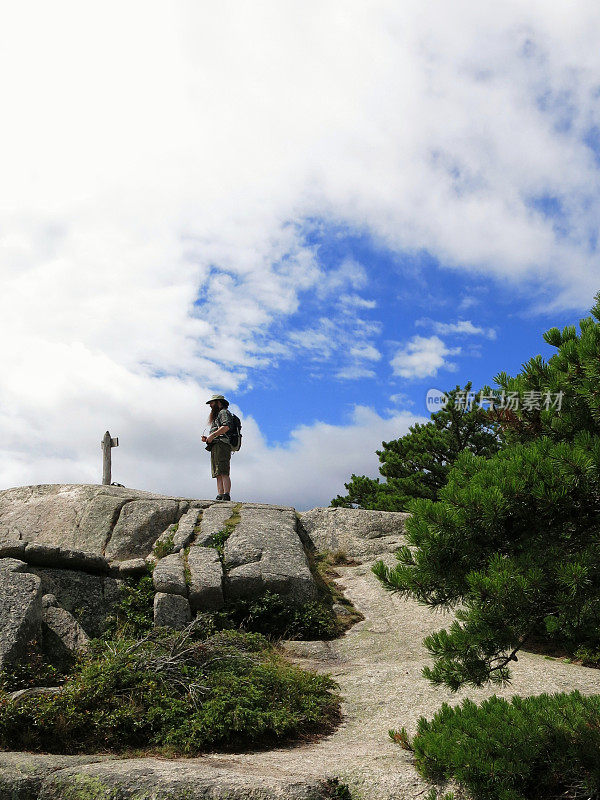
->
[210,439,231,478]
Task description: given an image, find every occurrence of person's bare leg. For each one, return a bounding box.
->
[216,475,224,495]
[222,475,231,495]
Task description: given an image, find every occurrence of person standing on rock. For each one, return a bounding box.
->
[202,394,233,501]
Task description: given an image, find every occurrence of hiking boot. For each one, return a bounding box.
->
[222,493,231,501]
[215,494,224,501]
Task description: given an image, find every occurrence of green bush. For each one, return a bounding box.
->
[203,527,232,559]
[309,550,363,630]
[573,644,600,667]
[202,504,242,560]
[211,591,340,640]
[374,432,600,690]
[0,645,64,694]
[102,574,155,638]
[402,691,600,800]
[0,628,339,755]
[153,530,175,560]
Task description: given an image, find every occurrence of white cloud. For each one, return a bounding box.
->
[391,335,460,379]
[459,295,479,311]
[231,405,426,509]
[334,366,376,380]
[349,344,382,361]
[389,393,414,407]
[315,259,368,298]
[417,318,497,339]
[340,294,377,309]
[287,316,381,371]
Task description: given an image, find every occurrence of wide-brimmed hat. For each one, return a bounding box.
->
[206,394,229,406]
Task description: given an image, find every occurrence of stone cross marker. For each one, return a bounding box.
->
[101,431,119,485]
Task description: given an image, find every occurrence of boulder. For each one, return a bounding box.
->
[42,603,89,667]
[57,549,109,573]
[153,553,187,596]
[172,508,202,551]
[22,543,109,573]
[36,757,332,799]
[0,485,89,547]
[224,508,317,602]
[298,507,410,559]
[113,557,148,576]
[0,485,130,552]
[0,538,26,559]
[0,484,209,560]
[26,567,120,638]
[195,504,237,546]
[105,499,183,561]
[72,491,134,553]
[0,559,43,670]
[187,547,224,610]
[9,686,64,704]
[153,592,191,629]
[0,752,113,800]
[23,542,61,566]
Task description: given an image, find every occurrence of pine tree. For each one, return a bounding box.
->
[494,292,600,442]
[331,384,503,511]
[374,294,600,691]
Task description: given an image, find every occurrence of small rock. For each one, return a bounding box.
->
[0,539,26,559]
[172,508,201,552]
[333,603,351,616]
[154,593,191,629]
[42,594,58,609]
[116,558,148,575]
[24,543,61,567]
[187,547,224,611]
[42,606,89,653]
[153,553,186,596]
[9,686,63,705]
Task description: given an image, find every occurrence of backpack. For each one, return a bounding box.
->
[227,412,243,452]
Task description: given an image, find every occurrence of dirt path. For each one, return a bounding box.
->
[200,552,600,799]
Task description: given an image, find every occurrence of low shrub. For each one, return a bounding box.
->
[305,550,364,634]
[105,560,344,644]
[202,504,242,560]
[0,627,339,755]
[399,691,600,800]
[153,528,176,560]
[574,644,600,667]
[211,591,340,640]
[321,778,354,799]
[203,527,231,559]
[102,574,155,638]
[0,645,64,694]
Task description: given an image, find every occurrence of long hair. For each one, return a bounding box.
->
[208,399,229,424]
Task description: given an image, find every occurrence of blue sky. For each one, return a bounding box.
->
[231,224,580,444]
[1,1,600,509]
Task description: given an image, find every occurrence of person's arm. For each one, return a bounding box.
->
[206,424,229,443]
